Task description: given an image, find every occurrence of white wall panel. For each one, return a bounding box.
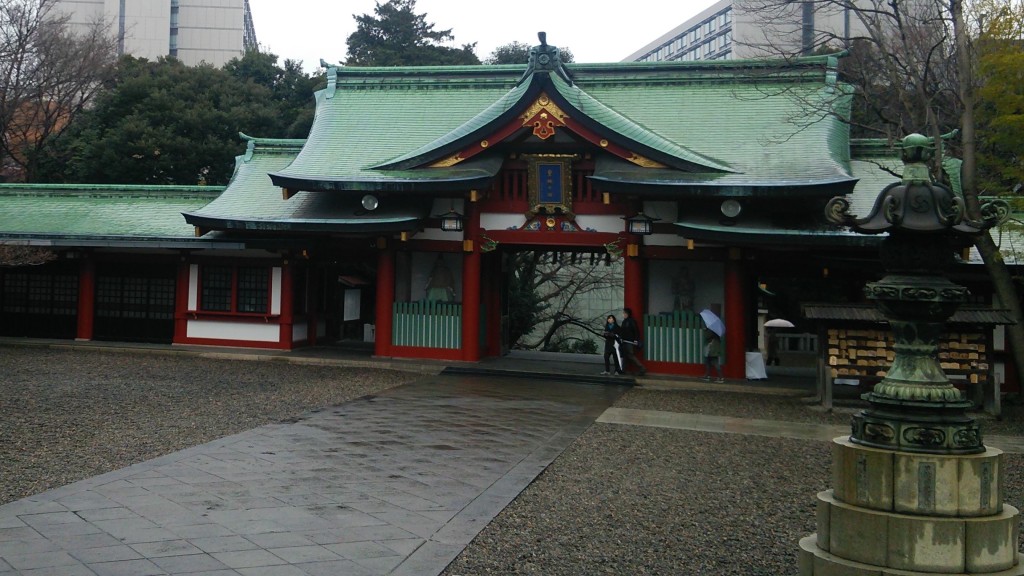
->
[188,264,199,311]
[481,213,526,231]
[271,267,282,315]
[187,320,279,342]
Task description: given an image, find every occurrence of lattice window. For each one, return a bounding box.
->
[2,273,29,313]
[200,266,233,312]
[237,267,269,313]
[2,272,76,315]
[51,275,78,315]
[199,265,269,314]
[149,278,175,320]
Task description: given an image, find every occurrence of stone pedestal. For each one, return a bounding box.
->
[799,437,1022,575]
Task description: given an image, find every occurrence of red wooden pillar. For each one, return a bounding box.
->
[374,243,395,357]
[623,249,644,330]
[461,203,482,361]
[173,260,192,344]
[75,256,95,341]
[724,255,748,379]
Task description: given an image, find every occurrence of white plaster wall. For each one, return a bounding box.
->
[187,264,199,311]
[292,322,307,343]
[481,213,527,231]
[187,319,279,342]
[270,267,282,315]
[574,215,623,234]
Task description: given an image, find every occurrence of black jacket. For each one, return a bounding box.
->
[620,316,639,343]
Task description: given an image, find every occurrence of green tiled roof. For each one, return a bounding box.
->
[271,55,856,194]
[185,136,433,233]
[272,68,522,189]
[847,160,901,217]
[0,184,222,243]
[184,136,306,224]
[574,67,853,184]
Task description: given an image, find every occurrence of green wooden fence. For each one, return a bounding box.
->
[392,301,462,349]
[643,311,703,363]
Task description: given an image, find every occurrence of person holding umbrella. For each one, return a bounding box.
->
[702,328,724,382]
[699,309,725,382]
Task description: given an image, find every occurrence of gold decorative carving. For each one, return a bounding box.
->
[599,139,609,147]
[430,154,464,168]
[520,92,569,141]
[480,140,489,148]
[627,153,667,168]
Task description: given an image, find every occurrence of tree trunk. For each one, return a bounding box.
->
[975,233,1024,390]
[951,0,1024,390]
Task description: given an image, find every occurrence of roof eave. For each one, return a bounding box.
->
[182,213,425,234]
[268,172,497,194]
[592,178,859,198]
[673,222,884,248]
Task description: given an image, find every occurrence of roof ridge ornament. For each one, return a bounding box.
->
[518,31,573,86]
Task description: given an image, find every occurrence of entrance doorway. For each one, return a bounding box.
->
[500,247,623,356]
[317,257,377,346]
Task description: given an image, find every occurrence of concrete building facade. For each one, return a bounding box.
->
[54,0,257,67]
[625,0,862,63]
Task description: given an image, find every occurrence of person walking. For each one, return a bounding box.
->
[619,308,646,376]
[702,328,724,382]
[601,315,623,375]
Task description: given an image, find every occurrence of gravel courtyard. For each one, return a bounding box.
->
[2,345,1022,575]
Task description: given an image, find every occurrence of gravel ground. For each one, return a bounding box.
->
[442,387,1024,576]
[0,345,416,505]
[2,345,1022,575]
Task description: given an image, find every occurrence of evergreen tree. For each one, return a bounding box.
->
[345,0,479,66]
[37,56,287,185]
[0,0,118,182]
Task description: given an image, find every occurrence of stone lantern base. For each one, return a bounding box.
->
[798,437,1021,575]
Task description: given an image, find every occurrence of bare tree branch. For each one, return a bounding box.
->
[1,0,118,181]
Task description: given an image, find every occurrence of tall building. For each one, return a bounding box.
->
[625,0,860,63]
[53,0,258,67]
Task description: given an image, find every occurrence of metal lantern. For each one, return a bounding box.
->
[623,212,657,235]
[436,208,464,232]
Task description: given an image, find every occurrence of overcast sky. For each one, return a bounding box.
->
[245,0,712,71]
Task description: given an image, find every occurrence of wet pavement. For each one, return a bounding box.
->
[0,374,627,576]
[2,340,1020,575]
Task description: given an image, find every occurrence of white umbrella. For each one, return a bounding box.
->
[699,309,725,338]
[764,318,795,328]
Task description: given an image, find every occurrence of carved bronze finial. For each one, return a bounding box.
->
[520,32,572,85]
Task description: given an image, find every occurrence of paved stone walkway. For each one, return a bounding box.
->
[0,375,626,576]
[3,363,1020,576]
